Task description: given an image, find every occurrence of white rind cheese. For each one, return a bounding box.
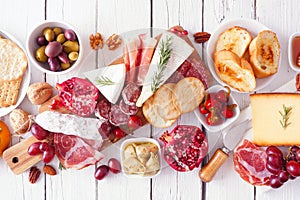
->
[250,93,300,146]
[84,63,126,104]
[136,32,194,107]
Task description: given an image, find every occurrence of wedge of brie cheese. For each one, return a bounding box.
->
[136,31,194,107]
[84,63,126,104]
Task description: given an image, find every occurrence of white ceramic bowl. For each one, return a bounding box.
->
[206,18,277,93]
[288,32,300,72]
[26,20,83,75]
[194,85,240,132]
[120,137,162,178]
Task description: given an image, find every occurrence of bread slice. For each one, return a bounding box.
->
[215,26,252,58]
[214,50,256,92]
[249,30,280,78]
[171,77,205,113]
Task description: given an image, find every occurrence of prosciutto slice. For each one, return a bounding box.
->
[233,139,271,186]
[54,133,104,169]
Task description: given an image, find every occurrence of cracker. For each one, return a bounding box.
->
[172,77,205,113]
[0,78,22,107]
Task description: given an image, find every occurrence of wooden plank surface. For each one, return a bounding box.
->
[0,0,299,199]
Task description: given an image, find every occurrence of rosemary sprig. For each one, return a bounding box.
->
[95,76,115,87]
[58,162,66,170]
[279,104,293,129]
[151,36,173,92]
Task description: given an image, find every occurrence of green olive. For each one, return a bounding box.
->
[53,27,62,36]
[56,33,66,43]
[42,27,52,36]
[63,41,79,53]
[68,52,79,61]
[35,46,48,62]
[44,29,55,42]
[61,62,71,70]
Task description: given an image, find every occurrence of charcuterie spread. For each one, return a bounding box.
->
[3,18,300,191]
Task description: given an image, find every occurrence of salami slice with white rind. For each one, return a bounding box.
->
[109,105,129,126]
[233,139,271,186]
[119,99,138,115]
[95,98,111,120]
[122,82,141,106]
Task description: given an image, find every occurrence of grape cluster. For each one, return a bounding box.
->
[27,123,55,163]
[266,146,300,188]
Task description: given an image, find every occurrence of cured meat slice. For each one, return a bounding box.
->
[109,105,129,126]
[233,139,271,186]
[122,82,141,106]
[95,98,111,120]
[119,99,138,115]
[98,121,113,137]
[54,133,104,169]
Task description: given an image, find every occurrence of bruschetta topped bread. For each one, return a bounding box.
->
[249,30,280,78]
[214,50,256,92]
[215,26,252,58]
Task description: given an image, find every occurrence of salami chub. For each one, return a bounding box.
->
[122,82,141,106]
[119,99,138,115]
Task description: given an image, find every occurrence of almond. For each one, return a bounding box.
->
[43,165,57,176]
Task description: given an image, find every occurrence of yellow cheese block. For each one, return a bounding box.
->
[250,93,300,146]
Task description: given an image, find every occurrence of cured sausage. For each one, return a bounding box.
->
[54,133,104,169]
[233,139,271,186]
[109,105,129,126]
[95,98,111,120]
[119,99,138,115]
[122,82,141,106]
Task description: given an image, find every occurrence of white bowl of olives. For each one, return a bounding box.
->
[26,20,83,75]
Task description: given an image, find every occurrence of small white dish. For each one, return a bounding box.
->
[120,137,162,178]
[194,85,240,132]
[206,18,277,93]
[26,20,83,75]
[288,32,300,72]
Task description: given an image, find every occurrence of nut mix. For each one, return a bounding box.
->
[29,166,41,184]
[27,82,53,105]
[106,33,122,50]
[35,27,80,72]
[9,108,31,134]
[193,32,211,43]
[90,32,104,50]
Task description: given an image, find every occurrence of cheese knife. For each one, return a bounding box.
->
[199,106,251,182]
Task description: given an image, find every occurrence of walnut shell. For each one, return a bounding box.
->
[9,108,30,134]
[27,82,53,105]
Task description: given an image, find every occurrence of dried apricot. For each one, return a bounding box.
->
[0,120,11,156]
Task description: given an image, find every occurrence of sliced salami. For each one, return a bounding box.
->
[109,105,129,126]
[98,121,113,137]
[122,82,141,106]
[119,99,138,115]
[233,139,271,186]
[95,98,111,120]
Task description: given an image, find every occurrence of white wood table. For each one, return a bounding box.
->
[0,0,299,199]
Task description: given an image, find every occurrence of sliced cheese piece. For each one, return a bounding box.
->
[35,111,102,141]
[136,31,194,107]
[84,63,126,104]
[250,93,300,146]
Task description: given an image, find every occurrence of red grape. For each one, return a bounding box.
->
[278,170,289,183]
[267,154,283,169]
[42,146,55,163]
[113,128,126,139]
[295,149,300,162]
[266,162,281,174]
[290,146,300,153]
[31,123,49,140]
[286,160,300,177]
[108,158,121,174]
[266,146,283,157]
[94,165,109,180]
[39,142,51,152]
[128,115,143,129]
[269,175,283,189]
[27,142,42,156]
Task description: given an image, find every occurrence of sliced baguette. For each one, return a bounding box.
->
[215,26,252,58]
[249,30,280,78]
[214,50,256,92]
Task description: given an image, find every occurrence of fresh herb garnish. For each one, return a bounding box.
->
[151,36,173,92]
[58,162,66,170]
[95,76,115,87]
[279,104,293,129]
